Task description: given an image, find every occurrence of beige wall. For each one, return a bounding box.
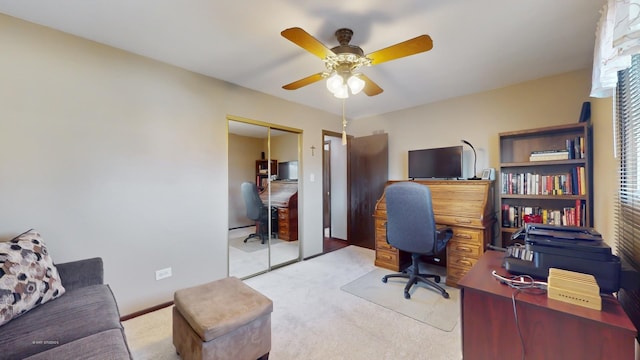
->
[271,132,299,164]
[228,133,265,228]
[0,14,336,314]
[351,69,616,246]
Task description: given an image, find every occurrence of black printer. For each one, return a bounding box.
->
[503,224,621,293]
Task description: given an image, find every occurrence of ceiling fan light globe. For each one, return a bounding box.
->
[326,73,344,93]
[333,84,349,99]
[347,75,365,95]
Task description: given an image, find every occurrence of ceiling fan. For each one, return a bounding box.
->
[281,27,433,98]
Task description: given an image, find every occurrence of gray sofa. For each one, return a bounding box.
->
[0,257,132,359]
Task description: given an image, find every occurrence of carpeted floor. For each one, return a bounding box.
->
[228,226,299,279]
[228,234,283,252]
[122,246,462,360]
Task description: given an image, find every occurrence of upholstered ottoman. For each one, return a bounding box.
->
[173,277,273,360]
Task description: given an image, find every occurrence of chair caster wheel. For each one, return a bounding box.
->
[434,276,441,283]
[381,277,388,283]
[442,292,450,299]
[404,292,411,299]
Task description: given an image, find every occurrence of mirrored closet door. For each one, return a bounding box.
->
[227,117,301,279]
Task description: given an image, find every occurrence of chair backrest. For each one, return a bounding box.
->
[241,182,263,221]
[385,182,438,255]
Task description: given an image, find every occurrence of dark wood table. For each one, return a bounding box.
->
[458,250,637,360]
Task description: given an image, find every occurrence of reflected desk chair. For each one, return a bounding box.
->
[241,182,269,244]
[382,182,453,299]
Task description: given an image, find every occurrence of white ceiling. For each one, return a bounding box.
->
[0,0,604,120]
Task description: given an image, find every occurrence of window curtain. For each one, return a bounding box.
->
[591,0,640,97]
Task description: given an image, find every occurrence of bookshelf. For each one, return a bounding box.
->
[255,159,277,191]
[498,123,593,247]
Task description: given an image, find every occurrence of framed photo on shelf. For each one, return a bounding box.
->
[481,168,495,180]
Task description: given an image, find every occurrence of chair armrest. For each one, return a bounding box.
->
[435,225,453,254]
[436,224,453,240]
[55,257,104,292]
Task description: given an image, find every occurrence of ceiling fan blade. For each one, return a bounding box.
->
[366,35,433,66]
[359,74,383,96]
[281,27,335,59]
[282,73,325,90]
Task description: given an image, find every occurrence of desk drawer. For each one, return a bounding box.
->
[278,208,289,219]
[451,228,483,244]
[447,254,479,271]
[447,239,482,258]
[436,215,483,228]
[278,226,289,235]
[376,239,394,251]
[446,263,471,287]
[375,233,394,251]
[375,249,400,270]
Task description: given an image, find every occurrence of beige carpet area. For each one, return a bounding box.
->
[228,226,299,279]
[122,246,462,360]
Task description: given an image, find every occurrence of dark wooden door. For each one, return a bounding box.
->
[348,133,388,249]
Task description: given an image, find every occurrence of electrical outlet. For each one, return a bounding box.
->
[155,267,172,280]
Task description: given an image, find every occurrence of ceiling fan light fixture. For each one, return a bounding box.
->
[281,27,432,98]
[333,84,349,99]
[326,72,344,93]
[347,74,365,95]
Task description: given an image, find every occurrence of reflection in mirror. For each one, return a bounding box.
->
[228,120,270,278]
[269,129,300,268]
[228,119,300,279]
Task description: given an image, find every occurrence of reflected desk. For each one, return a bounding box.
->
[260,181,298,241]
[458,250,636,360]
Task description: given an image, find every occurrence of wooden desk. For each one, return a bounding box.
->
[261,181,298,241]
[373,180,495,287]
[458,250,637,360]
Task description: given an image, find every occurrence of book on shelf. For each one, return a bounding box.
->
[564,136,586,160]
[530,149,569,155]
[500,168,585,196]
[529,150,569,162]
[528,137,585,162]
[501,201,585,228]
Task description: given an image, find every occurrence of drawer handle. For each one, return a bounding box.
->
[456,246,473,252]
[457,259,473,266]
[455,219,472,224]
[455,233,472,239]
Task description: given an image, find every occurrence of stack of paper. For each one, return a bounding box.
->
[548,267,601,310]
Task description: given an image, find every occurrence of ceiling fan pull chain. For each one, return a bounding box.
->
[342,99,347,145]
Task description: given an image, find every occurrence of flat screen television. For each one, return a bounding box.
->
[408,146,463,179]
[278,161,298,181]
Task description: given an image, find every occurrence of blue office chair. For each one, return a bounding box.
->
[241,182,269,244]
[382,182,453,299]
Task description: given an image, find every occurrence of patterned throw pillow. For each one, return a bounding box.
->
[0,229,66,326]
